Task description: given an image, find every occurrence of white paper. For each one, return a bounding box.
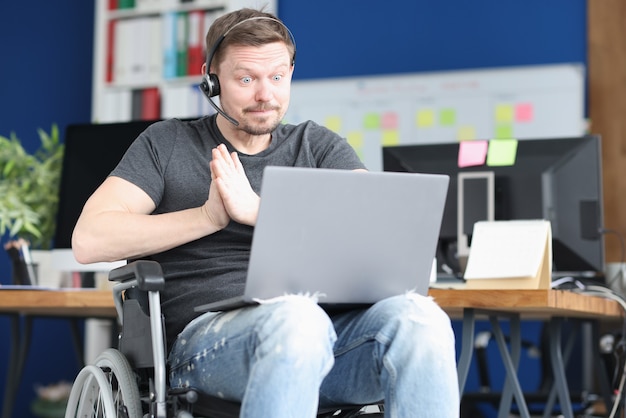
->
[463,220,550,280]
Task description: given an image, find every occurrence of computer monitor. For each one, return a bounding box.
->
[383,135,605,277]
[52,120,159,271]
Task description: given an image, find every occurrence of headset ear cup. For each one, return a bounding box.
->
[208,74,220,97]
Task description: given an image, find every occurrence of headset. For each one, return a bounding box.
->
[199,16,297,126]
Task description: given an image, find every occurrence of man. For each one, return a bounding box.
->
[72,8,459,417]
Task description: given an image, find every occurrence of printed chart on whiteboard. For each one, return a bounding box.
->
[284,64,585,171]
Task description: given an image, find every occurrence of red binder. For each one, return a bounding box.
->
[187,10,204,76]
[141,87,160,120]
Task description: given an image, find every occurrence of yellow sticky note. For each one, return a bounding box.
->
[363,113,380,130]
[347,131,364,150]
[325,116,342,133]
[495,124,514,139]
[487,139,518,167]
[439,108,456,126]
[457,126,476,141]
[416,109,435,128]
[458,140,488,168]
[381,130,400,146]
[495,104,514,123]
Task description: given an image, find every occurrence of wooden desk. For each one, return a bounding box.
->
[0,288,116,317]
[429,288,624,319]
[2,287,619,323]
[0,288,115,418]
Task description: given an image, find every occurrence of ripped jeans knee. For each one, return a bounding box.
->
[168,295,336,402]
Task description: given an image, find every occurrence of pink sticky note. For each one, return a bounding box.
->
[515,103,533,122]
[458,140,489,168]
[381,112,399,130]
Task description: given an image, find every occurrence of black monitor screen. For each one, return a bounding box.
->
[383,136,605,275]
[54,120,158,250]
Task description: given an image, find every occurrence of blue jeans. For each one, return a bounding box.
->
[168,293,459,417]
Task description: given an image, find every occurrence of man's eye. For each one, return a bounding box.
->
[241,77,252,84]
[273,75,282,82]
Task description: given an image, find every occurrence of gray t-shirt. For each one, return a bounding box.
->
[111,115,366,344]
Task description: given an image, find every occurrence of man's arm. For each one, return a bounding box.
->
[72,176,226,264]
[72,144,260,265]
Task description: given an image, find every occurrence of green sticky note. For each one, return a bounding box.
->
[487,139,518,166]
[439,108,456,126]
[495,124,514,139]
[363,113,380,130]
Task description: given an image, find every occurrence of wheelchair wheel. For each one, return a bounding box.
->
[65,348,142,418]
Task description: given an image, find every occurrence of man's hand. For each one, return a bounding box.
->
[208,144,260,226]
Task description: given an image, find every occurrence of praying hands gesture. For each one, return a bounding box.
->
[205,144,260,228]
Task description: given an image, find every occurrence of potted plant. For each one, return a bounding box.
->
[0,124,64,283]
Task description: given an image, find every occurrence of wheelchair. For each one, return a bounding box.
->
[64,260,384,418]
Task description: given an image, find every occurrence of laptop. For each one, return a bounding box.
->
[195,166,449,312]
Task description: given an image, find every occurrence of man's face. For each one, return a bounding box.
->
[215,42,294,135]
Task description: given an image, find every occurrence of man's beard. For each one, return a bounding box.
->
[239,117,281,135]
[238,105,283,135]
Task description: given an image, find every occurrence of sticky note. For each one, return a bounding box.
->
[495,124,514,139]
[381,130,400,146]
[495,104,514,123]
[487,139,518,166]
[416,109,435,128]
[458,140,488,168]
[439,108,456,126]
[325,115,342,133]
[347,131,364,150]
[515,103,533,122]
[457,126,476,141]
[381,112,399,130]
[363,113,380,130]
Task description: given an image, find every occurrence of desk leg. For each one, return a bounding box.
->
[457,308,476,394]
[2,315,20,418]
[68,319,85,369]
[489,314,530,418]
[590,320,613,412]
[2,316,32,418]
[541,318,577,418]
[546,317,574,418]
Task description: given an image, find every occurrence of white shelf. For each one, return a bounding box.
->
[92,0,276,123]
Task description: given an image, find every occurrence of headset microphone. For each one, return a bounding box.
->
[199,16,297,128]
[199,73,239,126]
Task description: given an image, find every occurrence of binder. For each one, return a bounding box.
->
[147,17,163,84]
[176,12,189,77]
[141,87,161,120]
[131,89,143,120]
[162,11,177,79]
[113,19,129,83]
[106,20,116,83]
[463,220,552,290]
[187,10,204,76]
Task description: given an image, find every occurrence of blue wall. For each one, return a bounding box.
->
[0,0,586,416]
[279,0,587,80]
[0,2,94,415]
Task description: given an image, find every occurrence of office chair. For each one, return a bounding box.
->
[64,260,383,418]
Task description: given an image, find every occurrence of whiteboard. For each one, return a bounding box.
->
[285,64,585,171]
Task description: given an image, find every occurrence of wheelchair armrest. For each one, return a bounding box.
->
[108,260,165,292]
